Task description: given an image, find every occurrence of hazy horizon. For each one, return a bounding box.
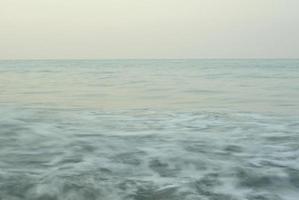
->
[1,58,299,61]
[1,0,299,59]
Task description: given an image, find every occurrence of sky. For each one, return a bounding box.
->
[0,0,299,59]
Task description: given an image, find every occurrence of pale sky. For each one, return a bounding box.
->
[0,0,298,59]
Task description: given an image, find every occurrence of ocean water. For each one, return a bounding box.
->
[0,59,298,200]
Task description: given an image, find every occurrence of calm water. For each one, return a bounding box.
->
[0,59,298,200]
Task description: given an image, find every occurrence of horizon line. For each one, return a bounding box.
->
[0,58,299,61]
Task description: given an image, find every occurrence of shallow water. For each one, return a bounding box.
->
[0,59,298,200]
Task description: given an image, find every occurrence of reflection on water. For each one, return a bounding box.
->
[0,59,298,114]
[0,60,299,200]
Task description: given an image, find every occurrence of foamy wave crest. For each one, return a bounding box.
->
[0,107,298,200]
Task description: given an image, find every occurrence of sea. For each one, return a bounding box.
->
[0,59,298,200]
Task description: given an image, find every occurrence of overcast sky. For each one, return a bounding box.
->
[0,0,298,59]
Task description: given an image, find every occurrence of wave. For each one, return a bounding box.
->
[0,107,298,199]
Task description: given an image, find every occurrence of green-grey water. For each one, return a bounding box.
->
[0,59,298,200]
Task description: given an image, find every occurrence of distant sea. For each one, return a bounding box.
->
[0,59,298,200]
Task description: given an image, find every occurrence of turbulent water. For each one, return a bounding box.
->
[0,59,298,200]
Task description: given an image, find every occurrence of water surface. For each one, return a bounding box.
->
[0,59,298,200]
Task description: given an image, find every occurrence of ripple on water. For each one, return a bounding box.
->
[0,107,298,200]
